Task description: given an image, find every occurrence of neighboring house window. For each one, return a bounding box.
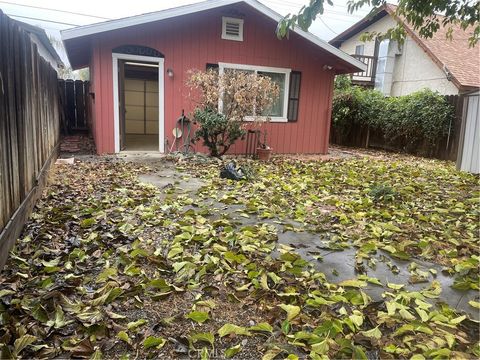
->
[355,44,364,55]
[222,17,244,41]
[218,63,291,122]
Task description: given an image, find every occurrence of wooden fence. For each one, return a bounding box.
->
[58,79,90,134]
[0,10,60,270]
[330,94,464,161]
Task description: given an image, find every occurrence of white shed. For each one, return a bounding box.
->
[457,90,480,174]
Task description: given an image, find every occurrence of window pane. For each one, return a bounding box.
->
[355,45,364,55]
[222,68,255,115]
[224,68,254,75]
[258,71,285,117]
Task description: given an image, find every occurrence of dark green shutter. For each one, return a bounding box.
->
[287,71,301,122]
[206,63,219,71]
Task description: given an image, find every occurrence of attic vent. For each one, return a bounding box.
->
[222,17,243,41]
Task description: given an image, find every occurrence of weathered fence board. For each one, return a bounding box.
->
[0,10,60,270]
[330,94,465,161]
[58,79,90,133]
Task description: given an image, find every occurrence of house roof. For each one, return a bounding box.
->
[329,4,480,90]
[14,19,63,68]
[328,7,390,48]
[61,0,366,73]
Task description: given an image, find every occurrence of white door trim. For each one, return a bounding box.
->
[112,53,165,153]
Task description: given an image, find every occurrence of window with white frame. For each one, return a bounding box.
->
[218,63,291,122]
[222,17,244,41]
[355,44,364,55]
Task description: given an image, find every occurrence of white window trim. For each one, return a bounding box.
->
[218,62,291,123]
[221,17,244,42]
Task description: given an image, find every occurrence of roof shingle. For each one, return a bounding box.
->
[397,8,480,89]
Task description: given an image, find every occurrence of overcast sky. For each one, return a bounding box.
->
[0,0,374,66]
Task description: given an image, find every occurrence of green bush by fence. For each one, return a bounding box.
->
[331,76,456,157]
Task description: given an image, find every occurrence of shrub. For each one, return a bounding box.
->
[369,184,396,203]
[187,69,279,157]
[334,75,352,91]
[332,83,454,151]
[383,89,453,148]
[332,85,384,138]
[192,108,245,158]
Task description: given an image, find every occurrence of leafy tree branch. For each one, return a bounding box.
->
[277,0,479,47]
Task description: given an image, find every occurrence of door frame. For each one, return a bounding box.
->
[112,53,165,153]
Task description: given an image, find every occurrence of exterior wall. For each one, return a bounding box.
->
[390,37,459,96]
[339,15,396,57]
[89,4,336,154]
[339,14,459,96]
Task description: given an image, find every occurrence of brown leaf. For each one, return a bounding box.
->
[69,338,95,358]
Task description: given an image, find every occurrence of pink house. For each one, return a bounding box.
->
[62,0,364,154]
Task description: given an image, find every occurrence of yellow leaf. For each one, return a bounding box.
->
[278,304,301,321]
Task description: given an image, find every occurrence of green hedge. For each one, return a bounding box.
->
[332,77,454,150]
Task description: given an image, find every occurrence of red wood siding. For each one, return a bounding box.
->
[90,3,336,154]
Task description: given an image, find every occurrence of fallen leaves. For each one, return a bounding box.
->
[278,304,301,321]
[217,324,251,337]
[13,335,37,356]
[185,311,210,324]
[0,155,477,359]
[143,336,166,349]
[127,319,148,331]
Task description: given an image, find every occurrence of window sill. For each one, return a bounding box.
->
[244,116,288,123]
[221,35,243,42]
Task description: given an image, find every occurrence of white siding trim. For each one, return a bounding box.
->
[219,62,291,74]
[112,57,119,153]
[112,53,165,153]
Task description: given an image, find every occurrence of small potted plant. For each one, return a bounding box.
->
[257,130,272,161]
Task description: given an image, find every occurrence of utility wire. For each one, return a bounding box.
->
[319,16,339,35]
[5,13,80,26]
[322,15,362,23]
[0,1,111,19]
[264,0,367,18]
[275,0,371,12]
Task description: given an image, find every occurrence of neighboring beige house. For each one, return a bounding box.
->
[329,4,480,96]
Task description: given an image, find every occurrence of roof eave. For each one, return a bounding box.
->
[245,0,367,72]
[61,0,365,72]
[61,0,239,41]
[63,37,91,70]
[328,7,390,48]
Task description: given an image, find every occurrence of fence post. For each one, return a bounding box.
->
[365,126,370,148]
